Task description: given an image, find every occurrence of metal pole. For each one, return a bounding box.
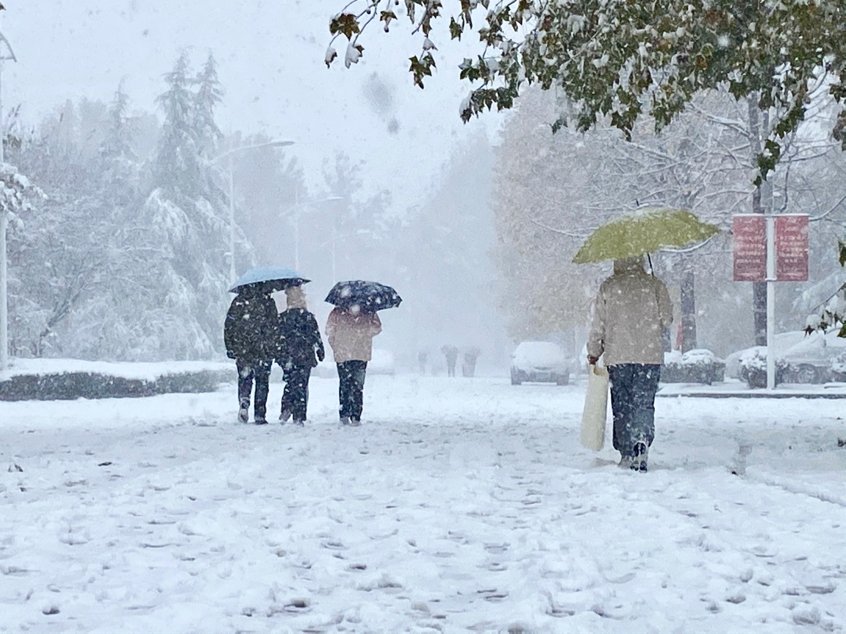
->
[0,55,7,372]
[212,139,294,283]
[766,215,776,390]
[331,217,336,281]
[0,212,7,372]
[228,153,236,282]
[293,189,300,271]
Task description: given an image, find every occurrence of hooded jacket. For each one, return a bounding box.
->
[277,308,325,368]
[587,258,673,365]
[326,308,382,363]
[223,290,279,361]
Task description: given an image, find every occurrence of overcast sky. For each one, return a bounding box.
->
[2,0,501,206]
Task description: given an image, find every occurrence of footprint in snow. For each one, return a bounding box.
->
[484,543,509,554]
[482,561,508,572]
[477,588,508,602]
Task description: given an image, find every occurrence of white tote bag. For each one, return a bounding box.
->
[580,364,609,451]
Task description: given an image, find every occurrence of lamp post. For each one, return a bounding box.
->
[0,30,17,372]
[291,194,343,271]
[211,139,294,281]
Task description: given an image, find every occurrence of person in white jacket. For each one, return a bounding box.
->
[587,256,673,472]
[326,306,382,426]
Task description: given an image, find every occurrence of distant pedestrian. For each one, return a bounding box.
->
[418,350,428,375]
[441,345,458,377]
[224,284,279,424]
[587,256,673,472]
[326,306,382,426]
[276,286,324,426]
[462,347,481,377]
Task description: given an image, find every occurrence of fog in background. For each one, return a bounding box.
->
[4,2,844,375]
[2,1,511,372]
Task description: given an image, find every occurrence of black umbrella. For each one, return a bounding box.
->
[325,280,402,312]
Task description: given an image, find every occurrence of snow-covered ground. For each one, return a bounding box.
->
[2,374,845,632]
[1,359,232,381]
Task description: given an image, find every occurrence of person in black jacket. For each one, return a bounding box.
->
[224,284,279,424]
[276,285,325,425]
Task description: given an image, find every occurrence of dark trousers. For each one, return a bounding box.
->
[608,364,661,456]
[281,364,312,422]
[337,360,367,420]
[236,359,271,419]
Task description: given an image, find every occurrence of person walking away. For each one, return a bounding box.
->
[276,285,325,426]
[224,285,279,424]
[462,346,481,377]
[441,345,458,377]
[586,256,673,472]
[326,306,382,426]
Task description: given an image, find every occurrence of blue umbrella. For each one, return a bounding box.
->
[325,280,402,312]
[229,266,310,293]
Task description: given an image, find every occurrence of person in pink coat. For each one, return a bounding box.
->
[325,306,382,426]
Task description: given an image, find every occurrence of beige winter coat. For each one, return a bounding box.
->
[587,258,673,366]
[326,308,382,363]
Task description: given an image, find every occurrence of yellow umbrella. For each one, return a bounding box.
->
[572,208,720,264]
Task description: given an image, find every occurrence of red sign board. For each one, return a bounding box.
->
[733,215,767,281]
[775,214,809,281]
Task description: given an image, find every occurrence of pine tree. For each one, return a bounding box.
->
[194,53,224,158]
[154,52,202,202]
[100,82,135,163]
[134,51,233,358]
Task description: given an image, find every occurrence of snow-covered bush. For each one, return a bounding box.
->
[739,348,790,388]
[662,348,725,384]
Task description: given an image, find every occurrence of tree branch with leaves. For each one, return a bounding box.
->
[329,0,845,181]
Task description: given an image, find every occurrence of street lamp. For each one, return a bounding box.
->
[210,139,294,281]
[0,29,17,372]
[291,194,343,271]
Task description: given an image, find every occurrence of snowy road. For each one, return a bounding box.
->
[2,375,845,632]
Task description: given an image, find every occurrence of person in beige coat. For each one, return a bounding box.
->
[587,256,673,472]
[326,307,382,425]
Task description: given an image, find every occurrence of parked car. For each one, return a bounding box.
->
[725,331,807,380]
[735,330,846,387]
[661,349,725,384]
[510,341,570,385]
[780,330,846,383]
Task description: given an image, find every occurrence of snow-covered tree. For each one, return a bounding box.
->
[100,82,135,164]
[328,1,845,176]
[133,52,235,358]
[193,53,224,159]
[492,85,846,354]
[491,89,606,343]
[330,1,846,338]
[154,52,203,201]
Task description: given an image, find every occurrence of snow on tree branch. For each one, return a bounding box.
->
[328,0,846,181]
[1,162,44,224]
